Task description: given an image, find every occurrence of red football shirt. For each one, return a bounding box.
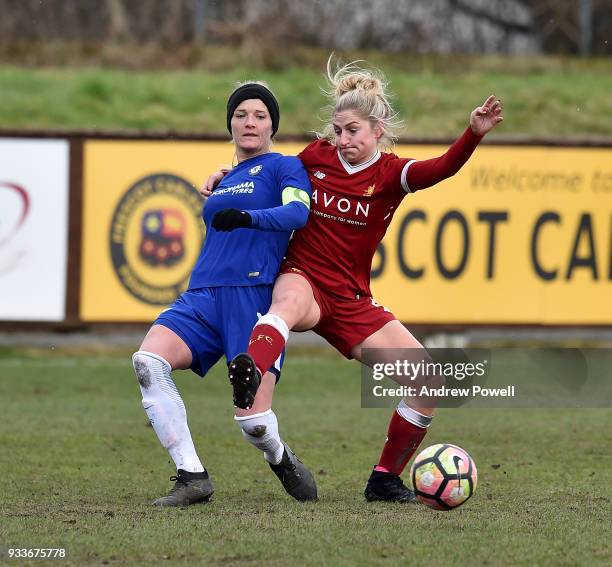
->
[286,128,482,299]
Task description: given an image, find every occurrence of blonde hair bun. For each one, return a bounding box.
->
[334,73,385,99]
[319,55,401,151]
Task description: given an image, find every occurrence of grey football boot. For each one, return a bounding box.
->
[269,442,318,502]
[153,468,214,507]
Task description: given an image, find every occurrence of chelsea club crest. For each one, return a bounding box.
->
[249,165,262,176]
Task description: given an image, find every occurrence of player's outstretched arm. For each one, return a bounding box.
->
[406,95,503,192]
[212,192,310,233]
[246,189,310,232]
[469,94,503,136]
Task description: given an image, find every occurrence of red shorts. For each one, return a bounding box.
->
[279,262,397,358]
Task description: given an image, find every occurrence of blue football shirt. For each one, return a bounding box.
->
[188,152,311,288]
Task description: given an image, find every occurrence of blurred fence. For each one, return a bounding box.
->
[0,0,610,56]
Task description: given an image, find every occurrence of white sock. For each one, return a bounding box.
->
[397,399,433,428]
[235,409,285,465]
[133,351,204,473]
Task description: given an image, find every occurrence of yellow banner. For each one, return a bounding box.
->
[371,144,612,324]
[81,140,612,324]
[81,141,229,321]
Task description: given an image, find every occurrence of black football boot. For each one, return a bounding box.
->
[228,353,261,410]
[364,469,417,503]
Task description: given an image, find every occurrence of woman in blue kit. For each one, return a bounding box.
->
[131,82,317,506]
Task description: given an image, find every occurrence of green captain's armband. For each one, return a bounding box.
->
[282,187,311,209]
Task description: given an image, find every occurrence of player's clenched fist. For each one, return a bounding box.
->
[212,208,252,231]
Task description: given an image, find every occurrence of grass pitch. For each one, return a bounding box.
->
[1,54,612,138]
[0,347,610,566]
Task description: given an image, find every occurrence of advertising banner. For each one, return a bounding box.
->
[81,141,232,321]
[0,139,69,321]
[371,144,612,324]
[81,139,612,324]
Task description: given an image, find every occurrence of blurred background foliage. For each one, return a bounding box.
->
[0,0,610,68]
[0,0,610,138]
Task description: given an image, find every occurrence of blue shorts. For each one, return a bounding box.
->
[155,286,284,378]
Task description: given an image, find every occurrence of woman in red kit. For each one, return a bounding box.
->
[203,60,503,502]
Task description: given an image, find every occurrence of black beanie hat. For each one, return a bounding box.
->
[227,83,280,137]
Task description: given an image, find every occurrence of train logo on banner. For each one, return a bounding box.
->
[109,173,204,305]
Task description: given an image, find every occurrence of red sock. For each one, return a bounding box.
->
[247,324,286,376]
[375,410,427,476]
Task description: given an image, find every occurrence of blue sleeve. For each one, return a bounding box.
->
[248,200,309,231]
[246,156,312,232]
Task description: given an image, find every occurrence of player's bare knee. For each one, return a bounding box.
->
[271,289,306,319]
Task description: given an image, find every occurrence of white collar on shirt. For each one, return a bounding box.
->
[337,148,381,175]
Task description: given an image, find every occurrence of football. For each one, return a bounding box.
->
[410,444,477,510]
